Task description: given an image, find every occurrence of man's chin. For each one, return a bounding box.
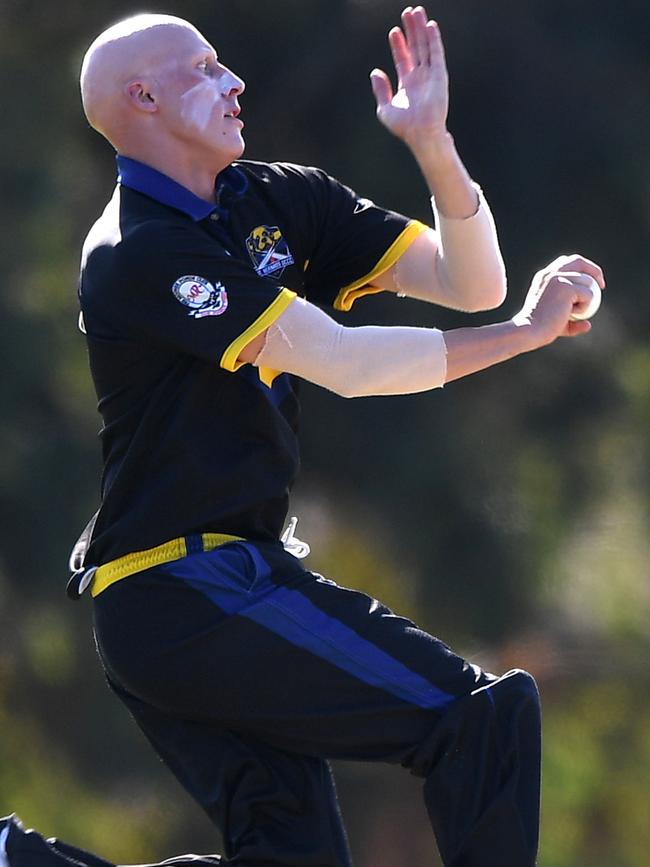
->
[217,136,245,165]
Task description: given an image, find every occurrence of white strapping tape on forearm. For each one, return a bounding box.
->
[255,297,447,397]
[431,182,506,300]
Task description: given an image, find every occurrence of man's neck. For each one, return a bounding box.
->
[118,144,232,203]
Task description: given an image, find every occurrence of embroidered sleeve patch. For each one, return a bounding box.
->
[172,275,228,318]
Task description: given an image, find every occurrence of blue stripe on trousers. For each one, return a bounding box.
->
[163,543,454,712]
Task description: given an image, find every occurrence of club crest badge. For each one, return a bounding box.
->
[246,225,295,278]
[172,275,228,318]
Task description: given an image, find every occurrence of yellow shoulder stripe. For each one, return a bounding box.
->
[333,220,429,312]
[220,287,297,378]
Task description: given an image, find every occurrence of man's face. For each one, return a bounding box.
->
[154,25,246,163]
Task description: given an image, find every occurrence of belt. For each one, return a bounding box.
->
[67,516,310,601]
[67,532,242,599]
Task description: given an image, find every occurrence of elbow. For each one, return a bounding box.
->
[462,270,508,313]
[333,383,361,399]
[481,277,508,311]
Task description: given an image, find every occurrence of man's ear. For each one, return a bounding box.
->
[126,81,158,112]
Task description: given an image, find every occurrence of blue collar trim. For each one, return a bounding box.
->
[116,156,248,221]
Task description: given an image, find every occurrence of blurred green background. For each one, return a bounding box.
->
[0,1,648,865]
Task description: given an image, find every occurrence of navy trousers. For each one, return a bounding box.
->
[8,541,541,866]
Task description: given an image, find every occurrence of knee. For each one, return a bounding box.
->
[407,669,541,779]
[488,668,539,706]
[476,668,540,724]
[510,668,538,696]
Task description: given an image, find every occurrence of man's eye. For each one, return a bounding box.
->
[197,60,209,73]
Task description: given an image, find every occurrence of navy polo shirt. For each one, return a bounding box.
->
[79,155,426,565]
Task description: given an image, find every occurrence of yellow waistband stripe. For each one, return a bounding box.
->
[90,532,243,598]
[333,220,429,312]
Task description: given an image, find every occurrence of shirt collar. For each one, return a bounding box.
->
[116,155,247,221]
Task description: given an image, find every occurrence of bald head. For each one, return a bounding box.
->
[79,15,246,176]
[81,15,201,142]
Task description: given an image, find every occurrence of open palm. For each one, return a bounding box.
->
[370,6,449,146]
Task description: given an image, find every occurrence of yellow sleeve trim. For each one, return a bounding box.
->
[220,287,297,378]
[333,220,429,312]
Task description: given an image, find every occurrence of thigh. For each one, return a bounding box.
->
[93,540,491,764]
[108,680,352,867]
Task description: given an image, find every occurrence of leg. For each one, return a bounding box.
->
[2,815,115,867]
[412,670,541,866]
[93,540,541,867]
[107,685,351,867]
[1,815,221,867]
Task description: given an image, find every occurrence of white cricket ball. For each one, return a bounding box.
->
[570,274,602,321]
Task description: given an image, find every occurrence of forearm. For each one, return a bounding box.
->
[443,320,535,383]
[252,298,539,398]
[410,130,478,219]
[254,298,447,397]
[371,9,506,311]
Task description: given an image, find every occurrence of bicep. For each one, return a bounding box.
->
[237,330,268,365]
[252,296,447,398]
[372,228,447,302]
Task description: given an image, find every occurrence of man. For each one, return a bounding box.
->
[1,6,604,867]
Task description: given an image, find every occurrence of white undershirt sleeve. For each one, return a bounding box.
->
[254,297,447,398]
[431,184,507,307]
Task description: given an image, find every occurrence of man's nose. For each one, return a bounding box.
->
[221,68,245,97]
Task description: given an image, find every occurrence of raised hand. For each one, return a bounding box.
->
[370,6,449,148]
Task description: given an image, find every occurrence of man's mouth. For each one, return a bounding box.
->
[224,111,244,128]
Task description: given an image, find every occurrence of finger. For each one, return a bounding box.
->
[563,272,603,320]
[413,6,432,65]
[388,26,414,82]
[565,271,599,290]
[401,7,427,67]
[550,272,598,313]
[370,68,393,108]
[547,253,605,288]
[565,319,592,337]
[556,255,606,289]
[400,6,415,51]
[405,6,430,66]
[426,20,447,75]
